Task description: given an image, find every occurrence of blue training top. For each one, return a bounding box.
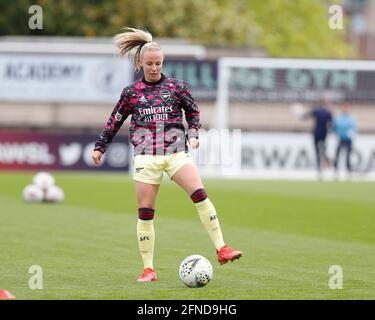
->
[333,113,357,141]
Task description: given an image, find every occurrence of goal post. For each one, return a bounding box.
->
[214,57,375,130]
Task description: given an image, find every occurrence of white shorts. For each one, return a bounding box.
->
[133,152,194,185]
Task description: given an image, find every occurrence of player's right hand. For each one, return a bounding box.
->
[92,150,103,165]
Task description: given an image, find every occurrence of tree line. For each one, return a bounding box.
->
[0,0,354,58]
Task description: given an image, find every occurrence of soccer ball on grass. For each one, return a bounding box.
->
[45,185,65,203]
[23,184,44,203]
[179,255,213,288]
[33,172,55,191]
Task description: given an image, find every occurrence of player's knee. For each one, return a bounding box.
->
[138,208,155,220]
[190,188,207,203]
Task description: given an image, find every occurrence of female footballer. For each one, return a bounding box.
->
[92,28,242,282]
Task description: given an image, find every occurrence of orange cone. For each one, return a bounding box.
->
[0,290,16,299]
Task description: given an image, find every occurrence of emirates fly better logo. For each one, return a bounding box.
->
[138,105,173,122]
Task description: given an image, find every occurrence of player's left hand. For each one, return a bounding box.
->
[189,138,199,149]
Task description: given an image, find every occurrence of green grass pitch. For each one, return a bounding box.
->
[0,172,374,300]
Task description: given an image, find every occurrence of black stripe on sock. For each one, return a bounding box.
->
[191,188,207,203]
[138,208,155,220]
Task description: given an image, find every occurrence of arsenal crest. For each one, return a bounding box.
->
[115,111,123,121]
[161,90,171,101]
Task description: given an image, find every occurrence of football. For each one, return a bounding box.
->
[45,185,65,203]
[33,172,55,191]
[179,255,213,288]
[23,184,44,203]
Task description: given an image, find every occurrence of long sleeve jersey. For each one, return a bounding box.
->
[333,113,357,141]
[94,74,200,156]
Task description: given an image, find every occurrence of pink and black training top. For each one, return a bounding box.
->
[94,74,201,156]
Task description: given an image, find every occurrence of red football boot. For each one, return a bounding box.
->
[137,268,157,282]
[217,245,243,265]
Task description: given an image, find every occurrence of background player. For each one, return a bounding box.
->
[333,103,357,178]
[302,97,333,178]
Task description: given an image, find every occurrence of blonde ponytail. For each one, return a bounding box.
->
[114,27,161,71]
